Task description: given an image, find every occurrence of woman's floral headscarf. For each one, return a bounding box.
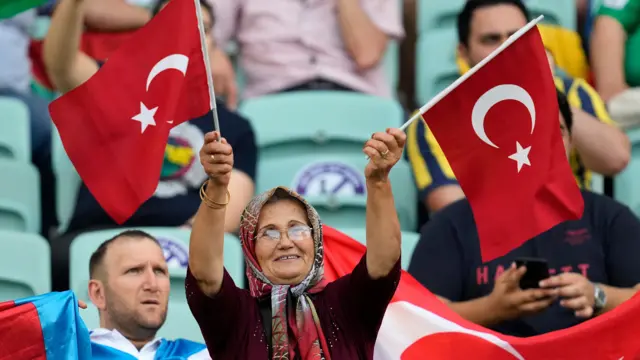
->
[239,186,331,360]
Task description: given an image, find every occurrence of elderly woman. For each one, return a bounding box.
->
[186,128,406,359]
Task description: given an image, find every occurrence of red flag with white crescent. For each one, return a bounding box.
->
[419,22,584,262]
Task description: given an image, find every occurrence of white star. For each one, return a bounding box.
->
[131,102,158,134]
[508,141,532,173]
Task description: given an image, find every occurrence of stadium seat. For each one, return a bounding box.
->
[0,160,41,233]
[417,0,465,34]
[69,227,245,303]
[614,127,640,216]
[0,230,50,301]
[239,91,405,158]
[336,227,420,270]
[590,173,604,194]
[416,28,460,105]
[52,128,81,233]
[523,0,577,30]
[385,40,400,93]
[0,97,31,162]
[256,153,417,232]
[30,16,51,40]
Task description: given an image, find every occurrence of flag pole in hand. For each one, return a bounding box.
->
[194,0,221,134]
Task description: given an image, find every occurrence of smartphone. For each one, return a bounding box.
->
[514,257,550,290]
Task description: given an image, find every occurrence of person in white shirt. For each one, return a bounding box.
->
[87,230,210,359]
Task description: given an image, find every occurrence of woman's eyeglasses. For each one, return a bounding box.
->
[259,225,312,242]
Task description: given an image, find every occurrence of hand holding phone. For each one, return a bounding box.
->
[487,260,556,322]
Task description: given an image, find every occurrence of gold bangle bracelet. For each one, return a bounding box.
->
[199,181,231,209]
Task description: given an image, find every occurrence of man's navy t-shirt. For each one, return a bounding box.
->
[66,101,257,232]
[408,191,640,337]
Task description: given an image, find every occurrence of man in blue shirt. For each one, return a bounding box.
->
[87,230,210,359]
[408,90,640,337]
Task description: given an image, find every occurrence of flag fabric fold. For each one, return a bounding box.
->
[48,0,210,224]
[322,225,640,359]
[419,22,584,262]
[0,0,46,19]
[0,291,92,359]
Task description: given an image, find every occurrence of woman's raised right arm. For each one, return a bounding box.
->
[188,131,233,297]
[43,0,99,93]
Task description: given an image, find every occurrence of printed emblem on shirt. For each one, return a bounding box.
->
[157,236,189,268]
[291,161,366,196]
[155,122,207,198]
[564,228,591,246]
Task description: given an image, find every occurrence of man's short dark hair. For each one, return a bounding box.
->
[89,230,158,279]
[457,0,530,46]
[557,88,572,133]
[151,0,214,25]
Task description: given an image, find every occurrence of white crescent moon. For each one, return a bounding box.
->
[146,54,189,92]
[374,302,525,360]
[471,84,536,149]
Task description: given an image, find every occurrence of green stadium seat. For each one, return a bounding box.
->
[52,128,81,234]
[256,153,417,232]
[0,160,41,233]
[336,227,420,270]
[30,16,51,40]
[69,227,245,304]
[0,97,31,162]
[239,91,405,158]
[416,28,460,105]
[523,0,577,30]
[615,127,640,216]
[590,173,604,194]
[385,40,400,93]
[417,0,465,34]
[0,230,50,301]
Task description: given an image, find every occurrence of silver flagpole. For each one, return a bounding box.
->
[194,0,220,133]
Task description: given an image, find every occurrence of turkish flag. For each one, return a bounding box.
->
[322,226,640,360]
[421,25,584,262]
[48,0,210,224]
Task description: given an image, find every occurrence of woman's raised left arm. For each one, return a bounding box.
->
[362,128,406,279]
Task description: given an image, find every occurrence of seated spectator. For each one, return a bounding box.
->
[591,0,640,128]
[186,128,405,358]
[211,0,404,99]
[87,230,211,359]
[0,10,56,235]
[408,89,640,337]
[43,0,257,290]
[408,0,630,214]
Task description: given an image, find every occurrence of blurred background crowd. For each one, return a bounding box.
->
[1,0,640,350]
